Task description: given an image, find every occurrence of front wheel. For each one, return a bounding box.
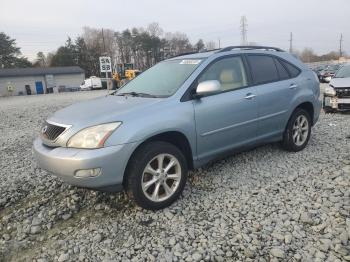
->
[282,108,311,152]
[126,141,188,210]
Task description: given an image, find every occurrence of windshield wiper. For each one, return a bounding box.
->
[116,92,158,98]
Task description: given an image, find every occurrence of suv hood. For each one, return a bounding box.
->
[330,77,350,88]
[48,95,163,126]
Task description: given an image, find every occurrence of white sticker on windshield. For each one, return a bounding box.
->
[180,60,201,65]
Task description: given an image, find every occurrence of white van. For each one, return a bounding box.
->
[80,77,102,90]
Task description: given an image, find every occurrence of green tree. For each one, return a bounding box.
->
[13,57,32,68]
[0,32,31,68]
[50,37,76,66]
[74,37,96,77]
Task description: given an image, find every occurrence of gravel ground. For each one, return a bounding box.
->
[0,86,349,262]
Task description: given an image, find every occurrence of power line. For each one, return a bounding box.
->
[240,16,248,45]
[289,32,293,53]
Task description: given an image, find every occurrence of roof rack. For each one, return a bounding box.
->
[170,48,221,59]
[218,46,284,53]
[170,51,199,58]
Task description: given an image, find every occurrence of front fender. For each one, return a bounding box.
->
[104,100,196,155]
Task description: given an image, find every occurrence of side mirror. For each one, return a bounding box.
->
[194,80,221,98]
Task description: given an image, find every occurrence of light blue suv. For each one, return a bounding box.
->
[33,46,321,210]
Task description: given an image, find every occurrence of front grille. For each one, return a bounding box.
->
[41,122,66,141]
[339,103,350,110]
[335,88,350,98]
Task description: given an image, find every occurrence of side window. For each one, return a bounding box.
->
[247,55,279,85]
[274,58,290,80]
[198,56,248,92]
[281,60,300,78]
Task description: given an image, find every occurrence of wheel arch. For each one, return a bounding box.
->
[287,101,315,128]
[123,131,194,186]
[295,101,314,125]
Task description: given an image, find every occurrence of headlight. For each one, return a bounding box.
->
[67,122,121,149]
[324,86,336,96]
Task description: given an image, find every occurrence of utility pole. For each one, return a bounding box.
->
[218,38,221,49]
[102,28,107,54]
[101,28,108,81]
[339,33,343,58]
[289,32,293,53]
[240,16,248,46]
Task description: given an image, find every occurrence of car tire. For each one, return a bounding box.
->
[282,108,311,152]
[126,141,188,210]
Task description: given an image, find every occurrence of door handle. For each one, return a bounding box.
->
[244,93,256,100]
[289,84,298,89]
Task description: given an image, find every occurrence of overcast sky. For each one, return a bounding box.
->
[1,0,349,60]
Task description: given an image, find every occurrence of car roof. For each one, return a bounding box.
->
[168,46,307,70]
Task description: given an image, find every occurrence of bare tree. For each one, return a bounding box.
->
[300,48,316,63]
[165,32,193,55]
[195,39,205,52]
[147,22,163,37]
[33,52,47,67]
[46,52,55,66]
[205,41,216,50]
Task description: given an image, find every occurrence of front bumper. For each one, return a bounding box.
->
[33,138,137,191]
[323,96,350,111]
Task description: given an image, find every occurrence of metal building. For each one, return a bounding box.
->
[0,66,85,96]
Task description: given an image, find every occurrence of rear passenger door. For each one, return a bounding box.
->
[246,54,300,139]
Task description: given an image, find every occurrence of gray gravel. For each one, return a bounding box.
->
[1,86,349,261]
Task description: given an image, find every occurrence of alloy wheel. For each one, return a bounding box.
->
[292,115,309,146]
[141,154,181,202]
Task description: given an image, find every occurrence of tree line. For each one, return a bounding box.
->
[47,23,209,77]
[0,23,208,77]
[0,23,347,77]
[294,48,343,63]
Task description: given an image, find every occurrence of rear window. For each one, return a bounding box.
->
[247,55,279,85]
[280,60,300,78]
[274,59,290,80]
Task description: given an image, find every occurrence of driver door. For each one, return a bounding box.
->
[193,56,258,161]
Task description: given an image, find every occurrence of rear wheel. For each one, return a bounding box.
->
[282,108,311,152]
[126,141,188,210]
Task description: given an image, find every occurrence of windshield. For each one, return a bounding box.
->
[116,59,203,97]
[335,65,350,78]
[327,64,340,71]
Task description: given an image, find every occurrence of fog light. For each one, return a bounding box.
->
[75,168,102,178]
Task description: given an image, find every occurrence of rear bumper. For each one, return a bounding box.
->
[33,138,137,191]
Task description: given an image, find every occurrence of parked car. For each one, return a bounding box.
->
[313,65,326,81]
[323,64,350,112]
[80,76,102,90]
[319,64,341,83]
[33,46,321,210]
